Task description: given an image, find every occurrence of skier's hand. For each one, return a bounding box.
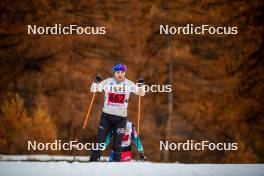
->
[140,151,147,161]
[94,75,103,83]
[137,77,145,87]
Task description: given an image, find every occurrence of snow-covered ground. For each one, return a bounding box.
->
[0,154,104,162]
[0,155,263,176]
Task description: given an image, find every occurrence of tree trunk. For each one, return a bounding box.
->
[163,63,173,162]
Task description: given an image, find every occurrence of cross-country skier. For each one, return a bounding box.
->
[89,63,145,162]
[105,121,147,162]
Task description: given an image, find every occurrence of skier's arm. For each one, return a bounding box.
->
[132,125,144,152]
[90,78,109,92]
[129,81,145,96]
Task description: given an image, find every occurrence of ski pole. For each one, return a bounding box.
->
[82,91,96,129]
[137,95,141,134]
[72,91,96,162]
[136,95,141,162]
[73,82,99,162]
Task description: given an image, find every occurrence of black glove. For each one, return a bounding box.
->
[140,151,147,161]
[137,77,145,87]
[94,75,102,83]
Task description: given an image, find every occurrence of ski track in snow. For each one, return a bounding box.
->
[0,155,263,176]
[1,162,264,176]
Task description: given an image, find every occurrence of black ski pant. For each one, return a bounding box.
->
[89,112,127,162]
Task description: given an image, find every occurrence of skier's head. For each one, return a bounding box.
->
[113,63,126,81]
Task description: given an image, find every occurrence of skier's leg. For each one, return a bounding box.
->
[112,117,127,162]
[89,112,111,161]
[121,151,132,162]
[108,150,114,162]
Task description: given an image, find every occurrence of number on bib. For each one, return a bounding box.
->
[108,93,125,104]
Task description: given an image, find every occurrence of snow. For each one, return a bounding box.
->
[0,155,263,176]
[0,154,106,162]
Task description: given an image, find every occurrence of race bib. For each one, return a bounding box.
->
[108,93,126,104]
